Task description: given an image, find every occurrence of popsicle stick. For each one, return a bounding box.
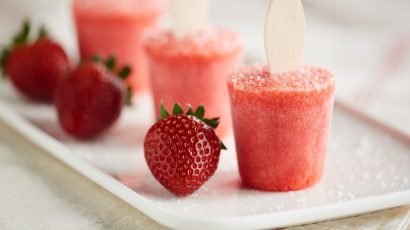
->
[169,0,210,37]
[265,0,306,73]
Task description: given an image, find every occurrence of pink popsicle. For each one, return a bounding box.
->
[144,27,244,137]
[228,65,335,191]
[72,0,164,93]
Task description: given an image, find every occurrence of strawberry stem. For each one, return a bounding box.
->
[158,103,227,150]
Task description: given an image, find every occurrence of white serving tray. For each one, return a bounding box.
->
[0,82,409,230]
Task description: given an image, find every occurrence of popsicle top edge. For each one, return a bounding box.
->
[228,65,335,93]
[144,27,244,59]
[73,0,165,17]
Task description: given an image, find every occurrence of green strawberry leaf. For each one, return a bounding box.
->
[0,48,9,77]
[193,105,205,119]
[172,103,184,115]
[118,65,131,80]
[221,142,227,150]
[158,103,227,150]
[126,86,133,106]
[202,118,220,129]
[13,20,30,46]
[105,56,116,70]
[159,102,170,119]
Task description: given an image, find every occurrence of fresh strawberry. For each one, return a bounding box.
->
[55,56,132,138]
[144,104,226,196]
[0,20,70,101]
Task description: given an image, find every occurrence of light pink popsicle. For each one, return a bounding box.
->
[73,0,164,93]
[144,27,244,137]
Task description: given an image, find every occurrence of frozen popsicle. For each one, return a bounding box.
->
[228,0,335,191]
[72,0,164,93]
[228,65,335,191]
[144,0,244,136]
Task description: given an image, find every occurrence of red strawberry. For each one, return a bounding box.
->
[0,20,70,101]
[55,56,132,138]
[144,104,226,196]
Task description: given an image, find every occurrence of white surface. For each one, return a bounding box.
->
[0,83,409,230]
[265,0,305,73]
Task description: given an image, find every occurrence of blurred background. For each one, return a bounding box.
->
[0,0,409,134]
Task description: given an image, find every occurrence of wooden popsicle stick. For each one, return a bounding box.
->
[265,0,306,73]
[169,0,210,37]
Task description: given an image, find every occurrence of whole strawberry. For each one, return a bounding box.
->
[55,56,132,138]
[144,104,226,196]
[0,20,70,101]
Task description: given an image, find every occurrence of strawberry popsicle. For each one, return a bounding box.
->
[228,65,335,191]
[144,27,244,136]
[72,0,164,93]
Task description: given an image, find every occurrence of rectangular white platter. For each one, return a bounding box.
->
[0,82,409,230]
